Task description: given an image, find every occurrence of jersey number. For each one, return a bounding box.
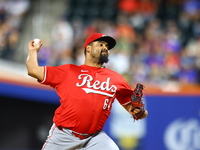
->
[103,99,112,110]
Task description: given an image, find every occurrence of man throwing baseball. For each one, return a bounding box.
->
[26,33,148,150]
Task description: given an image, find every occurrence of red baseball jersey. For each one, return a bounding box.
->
[39,64,133,134]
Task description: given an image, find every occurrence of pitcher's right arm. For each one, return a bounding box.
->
[26,40,44,81]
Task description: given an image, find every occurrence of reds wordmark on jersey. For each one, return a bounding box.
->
[40,64,132,134]
[76,74,117,97]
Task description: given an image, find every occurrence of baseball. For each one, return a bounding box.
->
[33,38,41,45]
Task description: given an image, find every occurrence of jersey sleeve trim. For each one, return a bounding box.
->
[121,101,131,106]
[39,66,47,83]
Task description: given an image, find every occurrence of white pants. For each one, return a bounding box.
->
[42,124,119,150]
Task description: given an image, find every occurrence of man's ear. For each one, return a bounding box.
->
[86,45,91,53]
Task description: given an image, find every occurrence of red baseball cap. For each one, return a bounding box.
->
[84,33,116,50]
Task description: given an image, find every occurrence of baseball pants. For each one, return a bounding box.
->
[42,124,119,150]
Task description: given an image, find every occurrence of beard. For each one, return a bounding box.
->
[99,51,109,64]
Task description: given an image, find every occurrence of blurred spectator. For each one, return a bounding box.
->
[50,17,74,66]
[182,0,200,20]
[118,0,139,14]
[0,0,30,60]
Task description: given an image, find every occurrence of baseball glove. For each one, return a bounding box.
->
[131,83,145,120]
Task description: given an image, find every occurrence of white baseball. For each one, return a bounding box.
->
[33,38,41,45]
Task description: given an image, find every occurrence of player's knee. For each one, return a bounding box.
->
[107,142,120,150]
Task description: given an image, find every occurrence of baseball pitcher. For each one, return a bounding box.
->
[26,33,148,150]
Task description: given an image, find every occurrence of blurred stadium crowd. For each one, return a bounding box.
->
[0,0,30,60]
[0,0,200,88]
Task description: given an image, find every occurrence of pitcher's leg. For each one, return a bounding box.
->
[85,131,119,150]
[42,124,84,150]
